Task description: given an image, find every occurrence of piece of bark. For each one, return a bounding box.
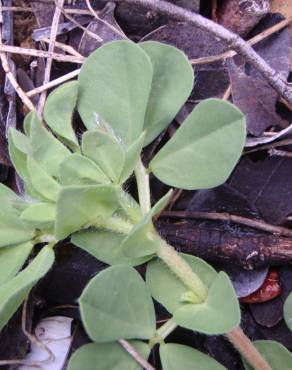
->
[217,0,270,37]
[158,221,292,269]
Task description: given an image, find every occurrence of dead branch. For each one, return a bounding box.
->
[161,211,292,238]
[114,0,292,103]
[0,2,35,112]
[159,221,292,269]
[27,68,81,97]
[38,0,65,117]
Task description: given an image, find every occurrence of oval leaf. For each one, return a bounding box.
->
[0,184,35,247]
[146,253,216,313]
[284,293,292,332]
[82,130,125,183]
[27,157,61,202]
[71,229,150,266]
[79,265,156,342]
[0,241,34,286]
[140,41,194,146]
[0,246,54,332]
[160,343,226,370]
[59,153,109,185]
[68,341,150,370]
[21,202,56,226]
[174,272,240,334]
[55,185,119,240]
[150,99,246,190]
[44,81,79,152]
[29,112,71,177]
[243,340,292,370]
[78,40,153,145]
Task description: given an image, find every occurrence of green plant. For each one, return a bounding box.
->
[0,40,291,369]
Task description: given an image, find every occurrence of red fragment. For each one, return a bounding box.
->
[240,269,282,304]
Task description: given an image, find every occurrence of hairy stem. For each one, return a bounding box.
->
[135,157,151,215]
[157,239,208,303]
[93,216,133,234]
[227,327,272,370]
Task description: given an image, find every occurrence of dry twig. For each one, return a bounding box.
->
[0,43,84,63]
[27,68,81,97]
[161,210,292,238]
[85,0,127,39]
[38,0,65,116]
[0,2,35,112]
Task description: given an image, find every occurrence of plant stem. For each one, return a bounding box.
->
[135,157,151,215]
[227,327,272,370]
[93,216,133,234]
[156,318,177,340]
[157,239,208,303]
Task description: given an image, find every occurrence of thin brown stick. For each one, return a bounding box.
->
[245,138,292,154]
[1,6,93,15]
[268,148,292,158]
[115,0,292,103]
[56,1,103,43]
[27,68,81,97]
[0,43,84,63]
[222,85,232,100]
[227,328,272,370]
[85,0,127,39]
[161,210,292,238]
[42,37,84,58]
[119,339,156,370]
[38,0,65,116]
[190,17,292,65]
[0,4,35,112]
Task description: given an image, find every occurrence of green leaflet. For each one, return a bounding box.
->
[0,184,35,247]
[59,153,109,185]
[121,190,172,258]
[146,255,240,334]
[146,254,217,313]
[173,272,240,335]
[0,241,34,286]
[160,343,226,370]
[0,246,55,332]
[26,157,61,202]
[243,340,292,370]
[20,202,56,225]
[68,341,150,370]
[29,111,71,177]
[55,185,119,240]
[44,80,80,152]
[284,293,292,332]
[78,40,153,145]
[82,130,125,183]
[79,265,156,342]
[8,129,31,182]
[140,41,194,146]
[71,229,150,266]
[150,99,246,190]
